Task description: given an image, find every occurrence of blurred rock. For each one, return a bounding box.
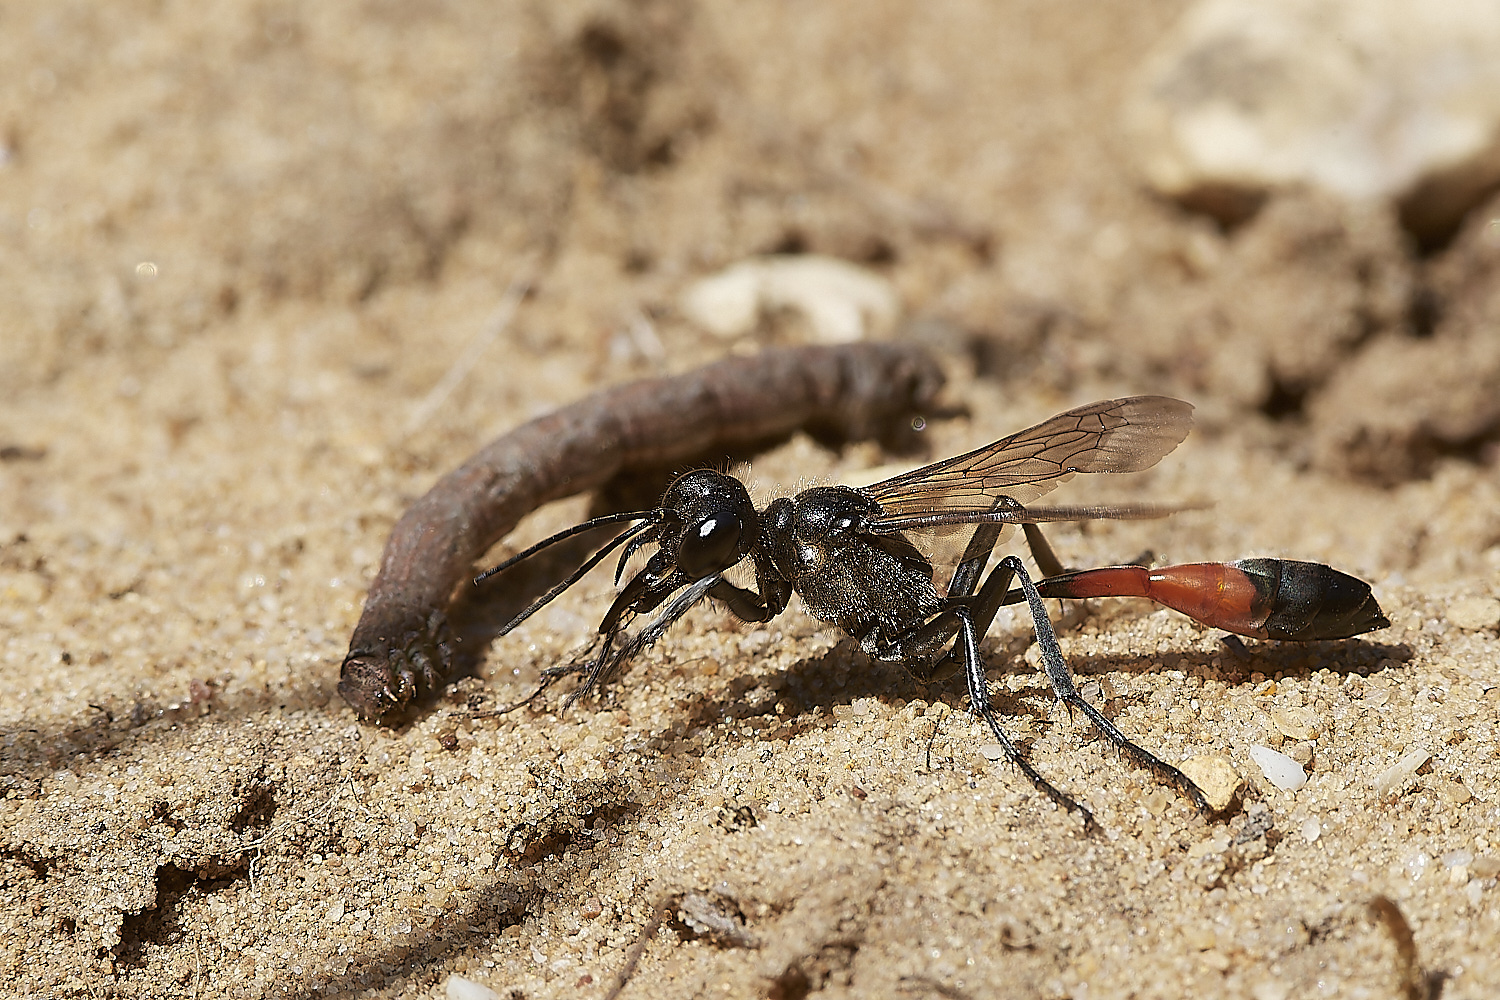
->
[1128,0,1500,245]
[1308,328,1500,483]
[679,255,899,343]
[1447,596,1500,632]
[1309,191,1500,482]
[1122,190,1412,415]
[1208,193,1410,407]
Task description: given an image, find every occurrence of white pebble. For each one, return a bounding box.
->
[1127,0,1500,234]
[1249,744,1307,791]
[680,256,899,343]
[445,975,500,1000]
[1301,818,1321,843]
[1373,747,1430,797]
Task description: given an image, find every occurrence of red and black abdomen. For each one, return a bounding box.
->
[1228,558,1389,640]
[1034,558,1388,641]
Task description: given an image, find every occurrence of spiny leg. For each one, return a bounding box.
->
[542,564,679,706]
[960,524,1149,677]
[567,573,725,707]
[471,665,571,718]
[947,498,1069,603]
[937,504,1066,679]
[606,574,722,666]
[947,605,1096,828]
[1001,556,1211,814]
[877,603,1095,825]
[554,629,619,709]
[550,560,786,709]
[948,522,1004,602]
[1021,523,1067,578]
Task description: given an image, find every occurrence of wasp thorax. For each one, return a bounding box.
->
[792,487,878,544]
[761,486,880,580]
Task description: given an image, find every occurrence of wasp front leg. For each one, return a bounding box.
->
[704,551,793,625]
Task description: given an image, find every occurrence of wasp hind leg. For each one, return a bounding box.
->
[973,556,1212,815]
[879,604,1097,828]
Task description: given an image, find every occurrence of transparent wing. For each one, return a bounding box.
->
[864,396,1193,525]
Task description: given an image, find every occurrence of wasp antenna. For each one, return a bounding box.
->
[491,519,660,636]
[474,509,659,585]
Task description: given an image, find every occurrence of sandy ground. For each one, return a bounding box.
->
[4,2,1500,998]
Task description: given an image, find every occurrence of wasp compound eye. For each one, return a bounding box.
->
[679,513,743,577]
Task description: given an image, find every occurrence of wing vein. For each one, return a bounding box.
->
[865,396,1193,523]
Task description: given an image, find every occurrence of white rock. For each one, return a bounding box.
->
[679,264,761,339]
[680,255,899,343]
[1373,746,1430,797]
[1128,0,1500,237]
[445,975,500,1000]
[1248,744,1307,792]
[1447,596,1500,632]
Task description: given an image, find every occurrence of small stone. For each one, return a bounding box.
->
[1301,818,1322,843]
[1127,0,1500,241]
[1437,779,1472,805]
[0,572,47,604]
[1249,744,1307,792]
[1180,754,1244,811]
[1252,978,1291,1000]
[1284,741,1314,766]
[1271,706,1322,741]
[1185,925,1217,951]
[1447,596,1500,632]
[1373,747,1430,797]
[1471,856,1500,878]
